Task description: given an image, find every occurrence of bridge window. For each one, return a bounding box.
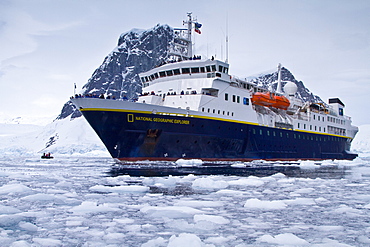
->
[182,68,190,74]
[211,65,216,71]
[166,70,173,76]
[173,69,180,75]
[219,65,223,73]
[159,71,166,77]
[191,67,200,73]
[206,66,211,72]
[200,67,205,73]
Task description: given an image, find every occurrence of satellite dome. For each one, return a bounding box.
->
[284,81,298,96]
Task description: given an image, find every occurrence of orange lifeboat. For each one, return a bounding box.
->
[251,92,290,110]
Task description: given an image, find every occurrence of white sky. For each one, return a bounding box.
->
[0,0,369,126]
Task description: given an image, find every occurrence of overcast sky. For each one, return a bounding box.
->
[0,0,369,126]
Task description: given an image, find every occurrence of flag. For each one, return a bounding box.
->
[194,22,202,34]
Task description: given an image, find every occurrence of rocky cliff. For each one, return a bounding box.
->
[58,24,174,119]
[248,67,323,103]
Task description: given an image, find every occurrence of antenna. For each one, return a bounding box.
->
[225,13,229,63]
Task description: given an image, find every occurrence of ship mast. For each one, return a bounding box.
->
[186,12,193,58]
[276,63,283,94]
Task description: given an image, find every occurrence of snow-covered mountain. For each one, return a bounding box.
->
[247,67,324,103]
[58,24,174,120]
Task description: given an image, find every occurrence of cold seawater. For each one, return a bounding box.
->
[0,157,370,246]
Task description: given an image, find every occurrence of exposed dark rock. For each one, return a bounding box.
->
[58,24,174,119]
[249,67,323,103]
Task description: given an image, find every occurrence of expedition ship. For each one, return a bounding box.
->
[71,14,358,162]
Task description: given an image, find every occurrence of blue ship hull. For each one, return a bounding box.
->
[80,109,357,161]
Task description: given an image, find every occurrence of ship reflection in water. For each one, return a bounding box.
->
[107,161,347,179]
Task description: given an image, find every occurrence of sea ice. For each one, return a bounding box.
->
[175,159,203,167]
[69,201,121,215]
[89,184,149,193]
[193,214,230,224]
[228,176,265,186]
[167,233,206,247]
[244,198,287,209]
[257,233,309,245]
[140,206,205,218]
[192,177,228,190]
[0,184,32,194]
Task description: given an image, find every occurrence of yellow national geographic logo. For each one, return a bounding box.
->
[127,114,134,122]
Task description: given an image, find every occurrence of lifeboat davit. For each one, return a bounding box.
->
[251,92,290,110]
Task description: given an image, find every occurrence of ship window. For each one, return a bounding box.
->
[227,112,229,116]
[216,73,221,77]
[243,97,249,105]
[232,112,234,116]
[166,70,173,76]
[159,71,166,77]
[202,107,204,112]
[191,67,200,73]
[173,69,180,75]
[253,129,256,134]
[182,68,190,74]
[273,131,276,137]
[310,125,312,130]
[208,108,210,113]
[154,73,159,79]
[150,74,155,80]
[304,124,306,129]
[206,66,211,72]
[267,131,270,136]
[313,115,316,120]
[219,65,223,72]
[218,110,220,114]
[315,126,317,131]
[223,111,225,115]
[319,127,321,131]
[232,95,236,102]
[324,127,326,132]
[211,65,216,71]
[213,109,215,113]
[298,123,300,128]
[280,132,283,137]
[237,96,240,103]
[200,67,205,73]
[225,93,229,101]
[318,116,320,121]
[140,77,145,83]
